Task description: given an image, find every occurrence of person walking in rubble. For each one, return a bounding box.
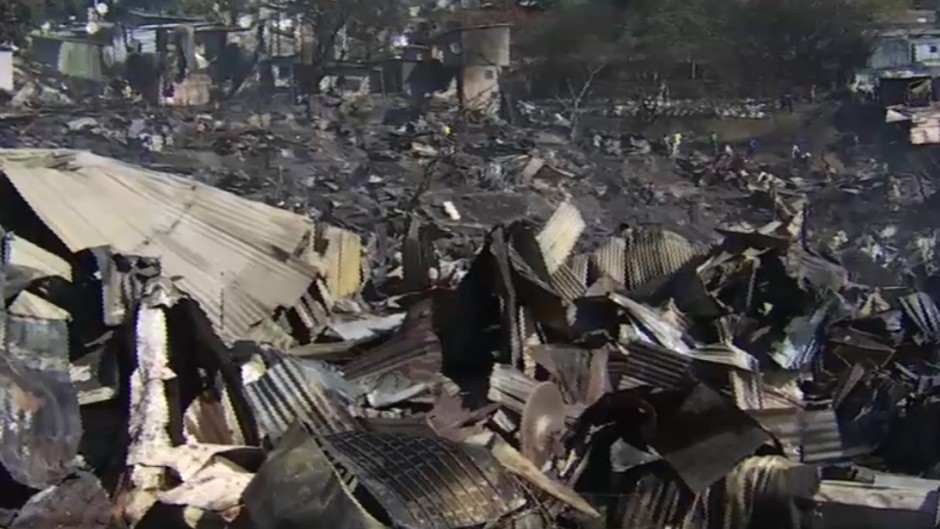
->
[663,133,673,156]
[747,137,758,158]
[671,131,683,158]
[708,131,719,157]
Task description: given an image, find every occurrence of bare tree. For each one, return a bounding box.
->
[556,61,606,140]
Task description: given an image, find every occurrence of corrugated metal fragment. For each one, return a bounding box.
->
[748,408,802,460]
[549,258,587,302]
[623,229,699,290]
[0,314,80,489]
[792,249,846,292]
[610,293,693,355]
[900,292,940,343]
[341,298,440,382]
[307,224,363,298]
[0,149,340,340]
[729,368,764,410]
[8,292,69,320]
[690,342,759,372]
[531,344,608,405]
[799,409,871,463]
[591,236,626,285]
[322,431,527,529]
[8,235,71,281]
[650,384,771,492]
[610,342,693,390]
[490,231,524,364]
[244,355,360,441]
[537,200,584,275]
[242,425,385,529]
[401,217,432,292]
[488,364,539,414]
[749,408,872,463]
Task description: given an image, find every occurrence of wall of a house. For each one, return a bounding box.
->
[913,38,940,63]
[461,65,499,113]
[871,38,913,69]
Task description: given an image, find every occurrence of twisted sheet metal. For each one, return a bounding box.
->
[322,431,526,529]
[244,355,360,441]
[900,292,940,343]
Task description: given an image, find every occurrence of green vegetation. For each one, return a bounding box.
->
[517,0,907,102]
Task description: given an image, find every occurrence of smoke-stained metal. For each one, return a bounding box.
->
[321,431,526,529]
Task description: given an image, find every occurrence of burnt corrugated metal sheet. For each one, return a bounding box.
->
[549,259,587,302]
[800,409,871,463]
[650,384,772,492]
[322,431,526,529]
[591,236,626,285]
[244,356,360,441]
[0,315,81,488]
[488,364,539,414]
[8,235,71,282]
[749,408,871,464]
[609,342,693,390]
[900,292,940,343]
[242,425,384,529]
[793,250,847,292]
[341,299,440,381]
[623,228,699,290]
[0,149,344,340]
[536,200,584,274]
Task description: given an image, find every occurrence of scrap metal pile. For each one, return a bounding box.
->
[3,147,940,529]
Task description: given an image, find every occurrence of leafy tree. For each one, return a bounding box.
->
[734,0,881,93]
[516,0,903,104]
[0,0,35,46]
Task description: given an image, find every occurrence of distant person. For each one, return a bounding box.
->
[747,137,758,158]
[724,144,734,158]
[709,131,719,156]
[663,133,673,156]
[783,93,794,113]
[672,132,683,158]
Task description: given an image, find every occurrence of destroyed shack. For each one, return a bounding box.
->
[435,24,511,113]
[28,32,109,82]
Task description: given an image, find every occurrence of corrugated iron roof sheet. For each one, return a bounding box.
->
[8,235,71,281]
[536,200,584,275]
[748,408,871,463]
[590,236,626,285]
[322,431,526,529]
[8,292,69,320]
[623,228,699,290]
[0,149,336,339]
[244,355,360,441]
[608,342,693,390]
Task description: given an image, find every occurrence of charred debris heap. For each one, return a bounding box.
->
[0,147,939,529]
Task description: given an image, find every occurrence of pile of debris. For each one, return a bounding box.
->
[3,147,940,529]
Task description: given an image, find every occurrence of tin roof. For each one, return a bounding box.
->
[0,149,334,340]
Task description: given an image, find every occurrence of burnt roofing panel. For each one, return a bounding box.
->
[322,431,526,529]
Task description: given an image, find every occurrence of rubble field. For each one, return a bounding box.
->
[3,87,940,529]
